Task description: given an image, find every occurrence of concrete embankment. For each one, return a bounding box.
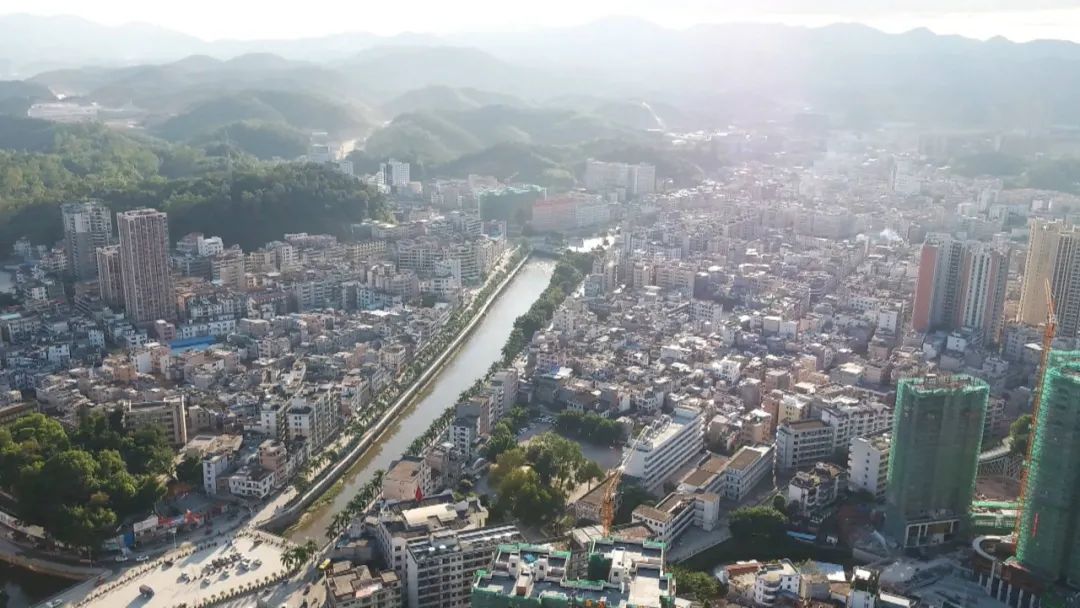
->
[260,252,531,532]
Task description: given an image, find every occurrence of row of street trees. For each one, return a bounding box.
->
[290,246,528,495]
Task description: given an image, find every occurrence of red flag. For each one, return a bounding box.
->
[415,485,424,502]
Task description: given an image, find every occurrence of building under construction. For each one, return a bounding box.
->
[1016,350,1080,588]
[885,374,989,548]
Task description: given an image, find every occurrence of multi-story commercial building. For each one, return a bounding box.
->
[326,560,402,608]
[753,560,802,607]
[259,439,290,488]
[786,462,845,517]
[632,492,714,545]
[382,159,411,189]
[629,163,657,196]
[848,434,891,500]
[61,200,112,280]
[367,493,489,577]
[775,419,835,471]
[383,456,433,503]
[227,465,274,499]
[705,445,775,502]
[123,396,188,445]
[1016,350,1080,587]
[885,375,988,548]
[818,397,891,451]
[405,524,521,608]
[202,451,230,495]
[912,234,1009,342]
[211,247,246,290]
[531,195,609,233]
[287,385,341,454]
[96,244,124,309]
[487,369,518,421]
[472,538,674,608]
[1019,219,1080,338]
[622,405,705,493]
[118,208,176,324]
[583,159,656,196]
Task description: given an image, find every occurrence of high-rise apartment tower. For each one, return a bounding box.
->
[117,208,175,324]
[61,200,112,280]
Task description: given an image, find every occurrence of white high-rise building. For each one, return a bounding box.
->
[584,159,656,196]
[1018,219,1080,337]
[629,163,656,195]
[382,159,410,188]
[61,200,112,280]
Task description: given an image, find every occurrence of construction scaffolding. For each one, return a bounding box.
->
[885,374,989,547]
[1016,350,1080,587]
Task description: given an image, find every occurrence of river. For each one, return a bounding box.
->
[286,258,556,542]
[1,563,67,608]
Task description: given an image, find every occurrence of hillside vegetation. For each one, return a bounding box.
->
[154,90,371,140]
[0,116,385,252]
[364,105,643,164]
[381,85,524,117]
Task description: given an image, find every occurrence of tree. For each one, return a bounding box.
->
[729,506,789,544]
[493,467,563,526]
[772,495,788,513]
[1009,415,1032,456]
[485,422,516,460]
[176,455,203,486]
[126,427,175,476]
[0,414,166,550]
[490,435,604,525]
[615,485,655,524]
[555,410,624,446]
[672,566,724,605]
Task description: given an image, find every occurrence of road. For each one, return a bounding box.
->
[286,257,555,541]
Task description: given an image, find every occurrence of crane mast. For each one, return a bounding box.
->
[1014,279,1056,540]
[601,429,645,535]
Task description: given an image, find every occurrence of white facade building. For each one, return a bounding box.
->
[753,560,802,607]
[848,434,891,500]
[775,419,836,471]
[623,405,705,493]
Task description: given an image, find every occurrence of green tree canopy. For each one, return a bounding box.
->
[0,413,168,549]
[729,506,789,544]
[1009,414,1032,456]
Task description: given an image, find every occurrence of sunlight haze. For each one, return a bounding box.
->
[2,0,1080,40]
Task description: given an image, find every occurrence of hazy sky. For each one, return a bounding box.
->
[3,0,1080,41]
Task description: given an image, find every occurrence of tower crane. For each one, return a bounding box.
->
[1014,279,1056,540]
[600,429,646,536]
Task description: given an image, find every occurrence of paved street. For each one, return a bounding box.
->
[77,534,290,608]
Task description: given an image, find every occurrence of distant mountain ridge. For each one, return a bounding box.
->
[7,14,1080,129]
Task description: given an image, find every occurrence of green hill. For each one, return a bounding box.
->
[432,142,575,188]
[154,90,371,141]
[381,85,524,117]
[0,79,54,115]
[364,105,642,164]
[190,121,309,160]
